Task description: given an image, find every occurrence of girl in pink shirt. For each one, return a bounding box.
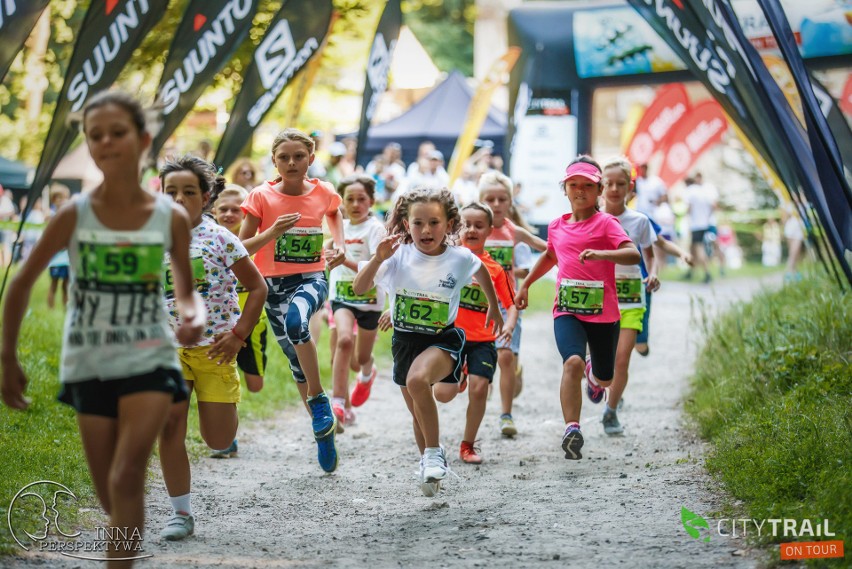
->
[515,156,639,461]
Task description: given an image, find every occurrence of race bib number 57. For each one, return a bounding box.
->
[557,278,604,315]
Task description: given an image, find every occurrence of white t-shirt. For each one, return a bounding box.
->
[329,216,387,312]
[685,183,718,231]
[614,208,656,309]
[635,175,667,217]
[372,243,481,334]
[164,217,248,347]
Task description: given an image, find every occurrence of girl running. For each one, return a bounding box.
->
[353,187,504,496]
[515,156,640,460]
[327,175,386,431]
[478,171,546,437]
[597,157,659,436]
[1,91,205,566]
[448,202,518,464]
[239,128,346,473]
[213,184,269,396]
[157,158,267,541]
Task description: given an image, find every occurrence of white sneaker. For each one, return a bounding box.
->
[160,512,194,541]
[419,456,441,497]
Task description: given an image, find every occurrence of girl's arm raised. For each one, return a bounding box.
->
[579,241,640,265]
[2,205,76,409]
[239,211,301,256]
[353,234,399,295]
[515,226,547,252]
[169,206,206,346]
[207,256,267,365]
[473,263,505,337]
[516,248,557,309]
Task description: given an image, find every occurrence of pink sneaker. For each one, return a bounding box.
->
[344,407,357,427]
[332,401,345,433]
[351,366,377,407]
[584,356,605,404]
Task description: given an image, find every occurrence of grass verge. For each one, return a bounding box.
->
[685,273,851,564]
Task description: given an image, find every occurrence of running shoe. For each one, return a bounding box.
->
[420,447,449,496]
[308,393,338,472]
[584,356,605,404]
[561,424,584,460]
[332,400,345,434]
[344,407,357,427]
[459,440,483,464]
[500,413,518,437]
[635,344,649,357]
[350,365,377,407]
[602,408,624,436]
[209,439,238,459]
[160,512,194,541]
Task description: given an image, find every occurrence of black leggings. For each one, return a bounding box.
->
[554,315,620,381]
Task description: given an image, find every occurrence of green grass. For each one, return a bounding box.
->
[659,259,785,283]
[685,273,851,564]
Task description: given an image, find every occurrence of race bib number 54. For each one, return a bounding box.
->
[275,227,324,264]
[557,278,604,315]
[393,289,450,334]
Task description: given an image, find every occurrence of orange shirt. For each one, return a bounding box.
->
[242,178,342,277]
[455,251,515,342]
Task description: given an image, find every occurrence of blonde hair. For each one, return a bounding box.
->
[461,202,493,226]
[386,187,460,245]
[271,128,314,156]
[478,171,513,199]
[49,184,71,204]
[602,156,634,187]
[214,184,248,208]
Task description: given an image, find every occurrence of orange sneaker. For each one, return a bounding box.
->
[350,366,377,407]
[331,401,345,434]
[459,440,482,464]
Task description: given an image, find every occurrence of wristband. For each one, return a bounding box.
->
[230,329,247,344]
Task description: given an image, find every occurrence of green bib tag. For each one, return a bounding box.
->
[485,240,514,271]
[615,277,643,305]
[275,227,324,264]
[459,282,488,313]
[393,289,450,334]
[164,257,207,299]
[78,241,163,293]
[557,278,604,315]
[335,279,378,305]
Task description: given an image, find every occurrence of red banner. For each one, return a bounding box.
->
[658,100,728,187]
[841,73,852,117]
[626,83,690,165]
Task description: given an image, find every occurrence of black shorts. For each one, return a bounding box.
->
[553,315,620,381]
[236,324,267,377]
[49,265,69,280]
[58,367,188,418]
[330,301,381,331]
[391,327,465,387]
[461,341,498,382]
[691,229,709,245]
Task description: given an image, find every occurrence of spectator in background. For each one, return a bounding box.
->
[366,142,406,202]
[18,195,46,263]
[405,149,449,192]
[195,139,213,161]
[325,141,348,188]
[340,136,358,177]
[0,186,16,266]
[782,203,805,281]
[761,217,782,267]
[308,130,328,179]
[47,184,72,308]
[683,172,718,283]
[634,163,667,217]
[406,140,437,179]
[452,164,480,206]
[229,158,260,191]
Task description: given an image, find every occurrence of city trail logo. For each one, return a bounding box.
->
[8,480,151,561]
[681,506,711,542]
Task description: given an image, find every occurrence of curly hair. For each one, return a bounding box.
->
[386,187,460,245]
[158,154,217,200]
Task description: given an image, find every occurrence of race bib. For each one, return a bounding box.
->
[335,279,378,305]
[459,282,488,313]
[275,227,324,264]
[164,256,208,299]
[393,288,450,334]
[615,277,643,305]
[557,278,604,315]
[485,240,514,271]
[76,230,164,294]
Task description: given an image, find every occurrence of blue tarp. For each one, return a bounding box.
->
[0,156,33,191]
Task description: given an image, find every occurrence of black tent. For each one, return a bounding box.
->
[0,156,33,191]
[350,70,507,167]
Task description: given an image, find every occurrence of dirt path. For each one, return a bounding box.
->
[15,276,779,568]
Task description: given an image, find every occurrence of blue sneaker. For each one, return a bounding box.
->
[584,356,605,404]
[308,393,338,472]
[561,424,584,460]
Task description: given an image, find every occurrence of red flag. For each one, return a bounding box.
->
[626,83,690,165]
[841,73,852,117]
[658,100,728,187]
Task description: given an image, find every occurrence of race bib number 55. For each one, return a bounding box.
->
[393,289,450,334]
[557,278,604,315]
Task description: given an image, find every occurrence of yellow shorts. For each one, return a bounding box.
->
[178,345,241,404]
[619,307,646,332]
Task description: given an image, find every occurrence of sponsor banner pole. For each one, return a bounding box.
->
[354,0,402,166]
[656,100,728,188]
[150,0,260,159]
[0,0,51,82]
[447,47,521,188]
[625,83,690,167]
[280,11,340,127]
[212,0,333,172]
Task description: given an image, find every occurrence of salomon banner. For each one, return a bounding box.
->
[151,0,259,158]
[657,100,727,187]
[213,0,332,171]
[27,0,170,217]
[625,83,690,166]
[354,0,402,165]
[0,0,51,82]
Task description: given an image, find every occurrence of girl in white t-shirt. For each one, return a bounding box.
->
[328,175,387,430]
[353,187,504,496]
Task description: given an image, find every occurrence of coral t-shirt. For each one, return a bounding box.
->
[242,178,342,277]
[484,218,517,274]
[547,211,632,324]
[454,251,515,343]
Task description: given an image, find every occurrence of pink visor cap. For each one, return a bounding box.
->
[560,162,601,184]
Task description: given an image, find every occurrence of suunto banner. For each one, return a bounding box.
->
[27,0,169,218]
[354,0,402,165]
[213,0,333,171]
[0,0,51,82]
[151,0,259,158]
